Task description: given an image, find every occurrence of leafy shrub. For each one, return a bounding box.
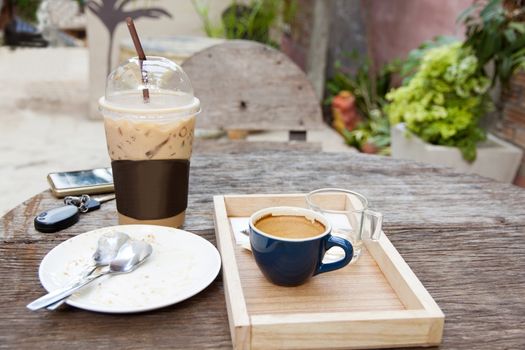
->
[325,56,398,154]
[460,0,525,86]
[385,42,492,161]
[193,0,294,48]
[13,0,41,23]
[398,36,458,84]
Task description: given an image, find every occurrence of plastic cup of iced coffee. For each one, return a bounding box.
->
[99,56,200,227]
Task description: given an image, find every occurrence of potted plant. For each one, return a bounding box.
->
[459,0,525,185]
[460,0,525,86]
[326,57,397,155]
[387,41,522,182]
[193,0,291,48]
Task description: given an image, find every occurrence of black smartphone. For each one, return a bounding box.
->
[47,167,114,198]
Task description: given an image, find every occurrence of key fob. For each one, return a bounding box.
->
[34,205,79,233]
[84,199,101,212]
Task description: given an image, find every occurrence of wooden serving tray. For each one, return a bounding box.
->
[213,194,444,350]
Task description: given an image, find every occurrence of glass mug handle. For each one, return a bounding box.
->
[364,209,383,240]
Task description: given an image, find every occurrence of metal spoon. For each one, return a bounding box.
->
[27,240,152,311]
[92,231,131,265]
[46,231,130,310]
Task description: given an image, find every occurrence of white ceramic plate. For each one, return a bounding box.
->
[39,225,221,313]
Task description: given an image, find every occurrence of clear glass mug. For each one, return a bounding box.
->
[306,188,383,263]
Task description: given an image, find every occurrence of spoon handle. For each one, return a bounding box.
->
[27,270,107,311]
[45,264,98,310]
[45,299,67,311]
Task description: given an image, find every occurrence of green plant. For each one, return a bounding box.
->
[222,1,277,45]
[8,0,86,25]
[192,0,229,38]
[13,0,41,23]
[399,35,457,83]
[385,42,492,162]
[326,59,393,116]
[342,110,391,155]
[326,55,398,154]
[193,0,292,47]
[459,0,525,85]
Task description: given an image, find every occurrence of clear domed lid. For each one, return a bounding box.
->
[100,56,200,115]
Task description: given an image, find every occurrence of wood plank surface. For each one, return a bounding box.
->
[1,151,525,349]
[194,140,321,154]
[182,40,324,131]
[234,244,405,315]
[0,229,231,349]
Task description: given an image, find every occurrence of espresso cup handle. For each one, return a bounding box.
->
[314,235,353,275]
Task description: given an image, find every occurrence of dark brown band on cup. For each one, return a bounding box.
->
[111,159,189,220]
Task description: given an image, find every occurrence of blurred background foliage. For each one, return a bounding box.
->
[460,0,525,86]
[13,0,41,23]
[193,0,296,48]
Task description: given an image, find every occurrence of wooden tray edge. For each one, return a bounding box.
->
[366,233,445,318]
[250,311,443,349]
[213,195,251,349]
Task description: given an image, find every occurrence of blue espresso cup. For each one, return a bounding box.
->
[248,206,354,286]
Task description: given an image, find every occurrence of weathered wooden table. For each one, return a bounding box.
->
[1,151,524,349]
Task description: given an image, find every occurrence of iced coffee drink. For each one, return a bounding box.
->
[99,57,200,227]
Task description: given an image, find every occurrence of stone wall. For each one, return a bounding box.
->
[495,71,525,187]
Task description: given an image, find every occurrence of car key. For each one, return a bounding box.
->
[65,194,116,213]
[34,205,80,233]
[34,194,116,233]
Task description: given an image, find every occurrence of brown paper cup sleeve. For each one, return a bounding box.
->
[111,159,189,220]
